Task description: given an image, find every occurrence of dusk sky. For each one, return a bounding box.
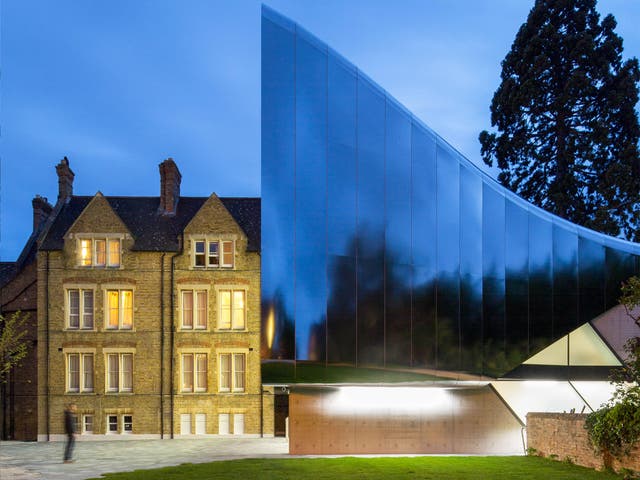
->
[2,0,639,261]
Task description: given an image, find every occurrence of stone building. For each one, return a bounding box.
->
[2,157,268,440]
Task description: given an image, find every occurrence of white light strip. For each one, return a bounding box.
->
[325,386,453,416]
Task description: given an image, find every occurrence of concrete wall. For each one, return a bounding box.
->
[527,413,640,473]
[289,385,524,455]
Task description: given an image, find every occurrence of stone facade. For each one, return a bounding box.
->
[23,158,268,441]
[527,412,640,474]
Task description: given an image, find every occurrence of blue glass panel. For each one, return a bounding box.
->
[411,126,437,268]
[384,102,412,366]
[261,15,296,360]
[436,142,460,371]
[327,55,357,255]
[385,103,412,265]
[605,247,637,309]
[553,224,578,339]
[261,7,640,378]
[327,254,357,363]
[294,34,327,361]
[386,263,412,366]
[528,212,553,354]
[326,53,358,365]
[413,265,437,368]
[356,76,385,366]
[460,165,482,373]
[411,124,437,369]
[460,274,482,373]
[482,184,505,376]
[436,142,460,275]
[578,237,605,324]
[505,200,529,366]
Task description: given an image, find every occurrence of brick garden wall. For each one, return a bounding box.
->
[527,412,640,473]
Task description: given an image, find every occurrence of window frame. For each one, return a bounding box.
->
[191,237,235,269]
[104,288,134,330]
[106,414,119,434]
[216,288,247,331]
[122,414,133,434]
[82,414,94,434]
[181,352,208,393]
[77,236,122,268]
[65,350,95,393]
[180,289,209,330]
[66,287,95,330]
[104,350,134,393]
[105,414,132,435]
[218,351,247,393]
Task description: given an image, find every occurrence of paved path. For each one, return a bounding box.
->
[0,437,289,480]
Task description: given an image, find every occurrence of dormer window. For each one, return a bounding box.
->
[193,239,234,268]
[78,237,121,267]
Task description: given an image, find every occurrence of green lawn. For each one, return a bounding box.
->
[89,456,623,480]
[262,360,448,384]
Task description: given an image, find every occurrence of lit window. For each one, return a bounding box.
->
[67,353,94,393]
[67,289,94,329]
[78,238,121,267]
[106,353,133,393]
[218,290,246,330]
[108,239,121,267]
[95,239,106,266]
[221,241,234,267]
[80,239,92,266]
[192,239,234,268]
[83,414,94,434]
[219,353,245,393]
[182,353,208,392]
[106,290,133,330]
[181,290,207,329]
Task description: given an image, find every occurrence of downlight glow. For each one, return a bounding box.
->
[266,306,275,350]
[326,386,453,416]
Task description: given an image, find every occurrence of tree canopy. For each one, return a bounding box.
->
[585,276,640,461]
[0,311,29,383]
[480,0,640,240]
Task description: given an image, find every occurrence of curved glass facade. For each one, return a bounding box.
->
[261,6,640,377]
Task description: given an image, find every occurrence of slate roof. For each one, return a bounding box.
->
[0,262,17,288]
[40,195,261,252]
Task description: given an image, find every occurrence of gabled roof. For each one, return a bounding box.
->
[40,196,261,252]
[0,262,17,288]
[220,197,261,252]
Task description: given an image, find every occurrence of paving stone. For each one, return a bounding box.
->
[0,438,289,480]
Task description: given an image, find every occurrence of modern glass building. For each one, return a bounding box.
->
[261,5,640,378]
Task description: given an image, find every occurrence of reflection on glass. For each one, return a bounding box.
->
[261,6,640,379]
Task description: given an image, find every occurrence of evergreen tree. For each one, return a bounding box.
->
[480,0,640,240]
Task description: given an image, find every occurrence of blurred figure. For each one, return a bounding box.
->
[63,403,77,463]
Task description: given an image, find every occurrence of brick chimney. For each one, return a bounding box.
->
[32,195,53,231]
[158,158,181,215]
[56,156,75,205]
